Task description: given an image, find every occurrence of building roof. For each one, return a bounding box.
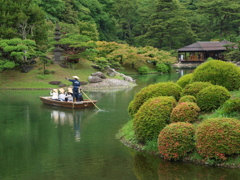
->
[177,40,237,52]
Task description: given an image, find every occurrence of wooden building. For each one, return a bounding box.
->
[177,40,237,63]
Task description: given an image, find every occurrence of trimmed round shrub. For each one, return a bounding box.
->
[170,102,200,123]
[197,85,231,112]
[196,118,240,160]
[182,81,212,97]
[178,95,196,104]
[128,100,135,117]
[133,96,177,143]
[138,66,149,74]
[221,97,240,114]
[158,122,195,160]
[177,73,193,88]
[129,82,182,116]
[156,63,168,73]
[192,60,240,91]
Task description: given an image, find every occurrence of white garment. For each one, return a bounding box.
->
[50,92,58,100]
[66,94,73,101]
[58,93,66,101]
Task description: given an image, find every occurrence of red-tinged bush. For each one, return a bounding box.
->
[197,85,231,112]
[170,102,200,123]
[133,96,176,143]
[182,81,212,97]
[177,73,193,88]
[178,95,196,104]
[128,82,182,117]
[158,122,195,160]
[196,118,240,161]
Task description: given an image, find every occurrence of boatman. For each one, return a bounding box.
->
[65,76,81,102]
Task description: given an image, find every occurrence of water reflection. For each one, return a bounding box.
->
[51,110,81,142]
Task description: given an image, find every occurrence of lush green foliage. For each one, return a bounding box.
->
[221,97,240,114]
[196,118,240,161]
[158,122,195,160]
[178,95,196,104]
[182,82,212,97]
[129,82,182,116]
[138,66,149,74]
[192,60,240,91]
[197,85,231,112]
[133,96,176,143]
[156,63,168,73]
[170,102,200,123]
[176,73,193,88]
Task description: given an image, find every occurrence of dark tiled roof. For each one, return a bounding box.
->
[177,40,236,52]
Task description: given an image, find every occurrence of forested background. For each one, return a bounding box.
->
[0,0,240,72]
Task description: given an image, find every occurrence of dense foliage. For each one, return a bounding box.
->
[133,96,176,143]
[158,122,195,160]
[182,82,212,97]
[221,97,240,114]
[196,118,240,160]
[196,85,231,112]
[170,102,200,123]
[128,82,182,116]
[178,95,196,104]
[176,73,193,88]
[192,60,240,91]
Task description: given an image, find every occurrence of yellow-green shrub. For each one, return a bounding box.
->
[158,122,195,160]
[129,82,182,116]
[197,85,231,112]
[133,96,176,143]
[170,102,200,123]
[177,73,193,88]
[196,118,240,160]
[178,95,196,104]
[221,97,240,114]
[192,60,240,91]
[182,82,212,97]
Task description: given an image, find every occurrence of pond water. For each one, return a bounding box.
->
[0,69,240,180]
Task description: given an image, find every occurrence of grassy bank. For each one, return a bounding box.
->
[0,60,102,89]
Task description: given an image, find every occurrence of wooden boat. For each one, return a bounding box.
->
[40,96,97,109]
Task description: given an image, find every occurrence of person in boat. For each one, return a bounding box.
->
[65,88,73,102]
[58,88,66,101]
[65,76,81,101]
[50,89,58,100]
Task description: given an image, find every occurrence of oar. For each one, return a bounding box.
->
[80,89,101,110]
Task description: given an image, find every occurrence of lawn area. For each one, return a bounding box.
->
[0,59,98,89]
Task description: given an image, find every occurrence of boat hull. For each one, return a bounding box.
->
[40,96,97,109]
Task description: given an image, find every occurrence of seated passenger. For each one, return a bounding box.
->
[50,89,58,100]
[58,88,66,101]
[65,88,73,102]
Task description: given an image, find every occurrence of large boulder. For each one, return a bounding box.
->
[91,72,107,79]
[49,81,61,85]
[88,76,103,83]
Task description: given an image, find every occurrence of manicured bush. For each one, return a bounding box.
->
[138,66,149,74]
[133,96,176,143]
[178,95,196,104]
[196,118,240,160]
[221,97,240,114]
[158,122,195,160]
[170,102,200,123]
[192,60,240,91]
[176,73,193,88]
[129,82,182,116]
[156,63,168,73]
[182,82,212,97]
[197,85,231,112]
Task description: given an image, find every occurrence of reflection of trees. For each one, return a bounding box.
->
[51,110,81,142]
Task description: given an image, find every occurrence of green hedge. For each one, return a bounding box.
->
[196,85,231,112]
[192,60,240,91]
[182,82,212,97]
[133,96,176,143]
[196,118,240,160]
[221,97,240,114]
[178,95,196,104]
[158,122,195,160]
[177,73,193,88]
